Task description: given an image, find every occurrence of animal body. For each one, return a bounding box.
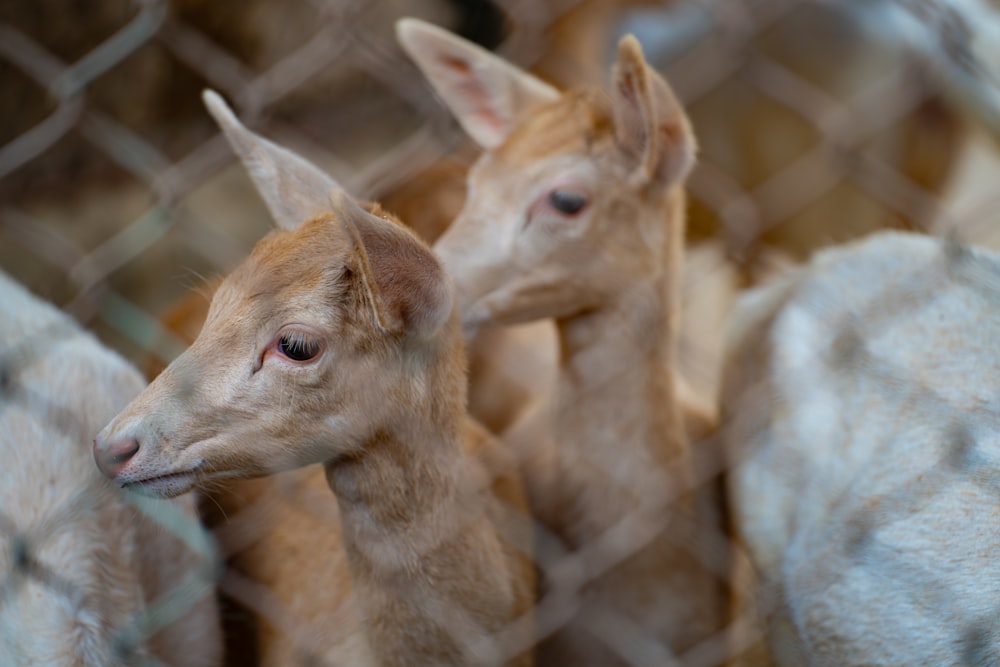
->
[399,19,729,665]
[0,270,220,667]
[722,231,1000,666]
[94,91,535,667]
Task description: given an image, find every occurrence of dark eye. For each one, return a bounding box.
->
[277,332,321,362]
[548,189,588,215]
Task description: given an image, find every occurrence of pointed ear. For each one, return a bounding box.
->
[329,190,453,340]
[396,17,560,149]
[203,89,339,230]
[611,35,696,188]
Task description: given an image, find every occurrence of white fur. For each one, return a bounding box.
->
[0,270,221,666]
[724,232,1000,665]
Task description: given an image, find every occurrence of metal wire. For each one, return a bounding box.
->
[2,0,1000,665]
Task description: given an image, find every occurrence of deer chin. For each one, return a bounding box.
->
[460,310,488,339]
[119,461,207,498]
[465,287,583,334]
[462,304,538,337]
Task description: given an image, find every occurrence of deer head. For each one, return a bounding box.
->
[94,91,457,497]
[397,19,696,333]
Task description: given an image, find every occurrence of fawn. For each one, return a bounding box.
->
[398,19,727,664]
[94,91,535,667]
[721,231,1000,666]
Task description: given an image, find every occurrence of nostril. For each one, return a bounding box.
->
[94,437,140,479]
[109,439,139,464]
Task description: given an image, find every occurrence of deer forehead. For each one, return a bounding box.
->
[209,216,354,322]
[470,151,603,200]
[493,89,616,167]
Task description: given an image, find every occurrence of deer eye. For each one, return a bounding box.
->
[548,189,588,216]
[277,332,321,362]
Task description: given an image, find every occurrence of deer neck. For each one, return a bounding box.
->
[550,199,688,541]
[323,342,516,665]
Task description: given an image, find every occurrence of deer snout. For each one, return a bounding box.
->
[93,435,140,479]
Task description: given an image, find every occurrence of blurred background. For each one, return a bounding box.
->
[3,0,1000,664]
[4,0,1000,370]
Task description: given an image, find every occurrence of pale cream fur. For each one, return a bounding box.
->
[0,270,220,667]
[721,231,1000,666]
[95,91,534,667]
[399,19,728,664]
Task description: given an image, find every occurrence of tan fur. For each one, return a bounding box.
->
[145,220,550,667]
[202,421,534,667]
[369,151,561,433]
[150,189,556,441]
[96,92,534,667]
[401,21,728,664]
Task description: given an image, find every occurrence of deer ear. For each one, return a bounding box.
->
[396,18,560,149]
[203,90,339,230]
[611,35,696,188]
[329,190,453,340]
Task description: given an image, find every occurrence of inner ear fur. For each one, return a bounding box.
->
[396,17,560,150]
[203,89,342,230]
[332,192,453,340]
[611,35,696,188]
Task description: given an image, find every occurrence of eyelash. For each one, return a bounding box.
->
[275,331,321,362]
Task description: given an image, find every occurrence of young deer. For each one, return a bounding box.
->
[0,270,220,667]
[721,231,1000,666]
[399,20,727,664]
[94,91,535,667]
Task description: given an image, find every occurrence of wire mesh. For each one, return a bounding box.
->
[2,0,1000,665]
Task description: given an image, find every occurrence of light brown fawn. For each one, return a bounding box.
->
[399,19,727,665]
[94,91,534,667]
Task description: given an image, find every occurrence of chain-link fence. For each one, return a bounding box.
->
[3,0,1000,665]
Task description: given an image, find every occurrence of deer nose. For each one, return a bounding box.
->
[93,436,140,479]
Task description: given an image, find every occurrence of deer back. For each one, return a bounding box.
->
[722,231,1000,665]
